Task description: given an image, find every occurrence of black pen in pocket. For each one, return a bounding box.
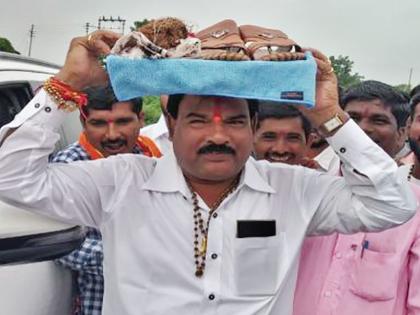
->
[360,240,369,258]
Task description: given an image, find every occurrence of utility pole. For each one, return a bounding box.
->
[84,22,98,35]
[408,67,413,90]
[121,17,126,35]
[97,16,126,34]
[28,24,35,57]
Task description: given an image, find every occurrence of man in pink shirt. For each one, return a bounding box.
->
[293,80,420,315]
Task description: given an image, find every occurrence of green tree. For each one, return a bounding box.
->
[329,55,363,89]
[0,37,20,54]
[143,96,161,125]
[130,19,150,31]
[393,84,411,96]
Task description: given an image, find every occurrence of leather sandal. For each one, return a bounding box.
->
[239,25,305,61]
[196,19,250,61]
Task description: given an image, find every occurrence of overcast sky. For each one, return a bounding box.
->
[1,0,419,86]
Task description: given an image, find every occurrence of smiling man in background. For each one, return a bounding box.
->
[342,80,410,159]
[51,85,161,315]
[253,103,314,166]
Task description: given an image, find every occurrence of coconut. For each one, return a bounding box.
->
[138,17,189,50]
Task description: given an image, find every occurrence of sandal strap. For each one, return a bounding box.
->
[239,24,301,56]
[197,19,247,52]
[199,49,250,61]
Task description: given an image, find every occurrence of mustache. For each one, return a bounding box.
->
[101,139,127,147]
[265,152,295,160]
[198,143,236,155]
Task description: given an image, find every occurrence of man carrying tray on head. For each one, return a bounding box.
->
[0,19,416,315]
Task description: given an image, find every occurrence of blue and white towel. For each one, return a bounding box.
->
[106,52,317,107]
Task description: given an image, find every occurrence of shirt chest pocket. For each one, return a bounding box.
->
[233,233,284,296]
[350,249,401,301]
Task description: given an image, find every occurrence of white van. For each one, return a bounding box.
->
[0,52,83,315]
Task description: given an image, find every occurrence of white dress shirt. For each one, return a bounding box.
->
[0,90,416,315]
[140,115,172,155]
[314,145,340,175]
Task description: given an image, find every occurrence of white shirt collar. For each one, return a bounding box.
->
[142,152,275,195]
[314,146,338,172]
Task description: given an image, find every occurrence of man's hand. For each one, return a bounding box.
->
[298,48,348,131]
[55,30,121,91]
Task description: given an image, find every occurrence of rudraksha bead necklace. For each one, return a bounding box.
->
[186,175,240,277]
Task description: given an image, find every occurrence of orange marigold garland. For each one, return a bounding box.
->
[44,77,88,112]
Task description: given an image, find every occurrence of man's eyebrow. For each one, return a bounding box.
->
[262,131,276,136]
[370,114,391,120]
[115,116,135,120]
[346,110,360,115]
[87,118,106,122]
[287,132,304,137]
[225,114,248,120]
[185,112,207,119]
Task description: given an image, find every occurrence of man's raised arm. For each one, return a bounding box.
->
[0,31,120,227]
[297,48,417,234]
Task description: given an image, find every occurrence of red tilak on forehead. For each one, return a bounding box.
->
[360,108,371,117]
[213,104,222,123]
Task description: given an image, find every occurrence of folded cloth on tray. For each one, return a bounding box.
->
[106,51,317,107]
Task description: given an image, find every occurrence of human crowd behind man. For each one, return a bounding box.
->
[51,85,161,315]
[291,80,420,315]
[253,81,420,315]
[0,21,416,315]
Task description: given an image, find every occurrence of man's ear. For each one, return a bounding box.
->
[394,123,409,157]
[407,116,412,127]
[251,113,258,134]
[397,118,409,145]
[138,111,145,129]
[167,115,176,141]
[79,114,86,128]
[162,109,171,129]
[406,118,412,136]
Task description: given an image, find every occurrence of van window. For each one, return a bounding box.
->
[0,83,33,128]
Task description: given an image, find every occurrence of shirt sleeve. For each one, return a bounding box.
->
[56,228,103,275]
[305,119,417,235]
[0,90,113,227]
